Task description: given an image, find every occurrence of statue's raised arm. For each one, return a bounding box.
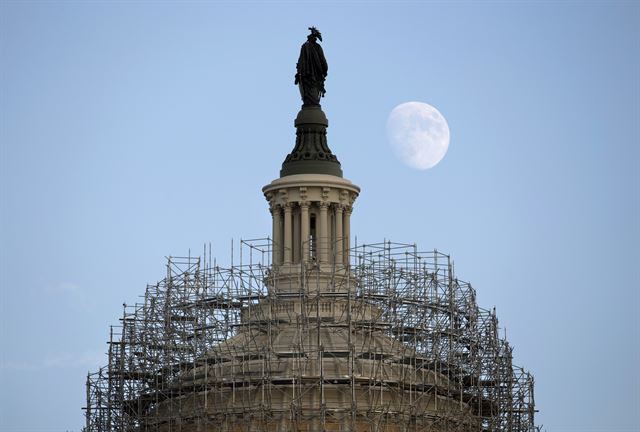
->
[295,27,328,107]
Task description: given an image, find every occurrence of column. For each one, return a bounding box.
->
[335,205,344,266]
[343,206,351,266]
[318,202,329,264]
[271,205,282,266]
[300,202,309,263]
[283,203,292,264]
[293,206,300,263]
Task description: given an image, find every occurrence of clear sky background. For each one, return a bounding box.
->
[1,1,638,431]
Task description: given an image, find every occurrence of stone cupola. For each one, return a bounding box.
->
[263,105,360,282]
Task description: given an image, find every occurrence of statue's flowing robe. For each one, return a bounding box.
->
[296,40,328,105]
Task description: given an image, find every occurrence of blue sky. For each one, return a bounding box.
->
[1,1,638,431]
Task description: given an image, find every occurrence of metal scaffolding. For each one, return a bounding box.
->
[84,239,538,431]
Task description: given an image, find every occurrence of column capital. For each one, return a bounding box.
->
[318,201,329,210]
[299,200,310,209]
[348,192,357,206]
[269,203,281,214]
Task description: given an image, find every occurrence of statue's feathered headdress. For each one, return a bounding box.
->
[308,26,322,42]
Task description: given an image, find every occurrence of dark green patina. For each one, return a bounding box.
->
[280,106,342,177]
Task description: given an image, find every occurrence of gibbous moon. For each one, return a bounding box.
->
[386,102,450,170]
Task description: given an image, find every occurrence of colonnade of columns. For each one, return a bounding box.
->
[271,201,352,267]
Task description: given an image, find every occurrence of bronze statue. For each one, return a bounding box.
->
[295,27,328,107]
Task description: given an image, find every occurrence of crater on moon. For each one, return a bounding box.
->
[386,102,450,170]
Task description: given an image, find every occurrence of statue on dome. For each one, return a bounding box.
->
[295,27,328,107]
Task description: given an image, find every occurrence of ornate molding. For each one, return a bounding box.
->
[348,192,357,206]
[321,187,330,201]
[278,189,289,204]
[269,203,281,214]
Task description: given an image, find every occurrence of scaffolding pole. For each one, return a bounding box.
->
[84,239,539,432]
